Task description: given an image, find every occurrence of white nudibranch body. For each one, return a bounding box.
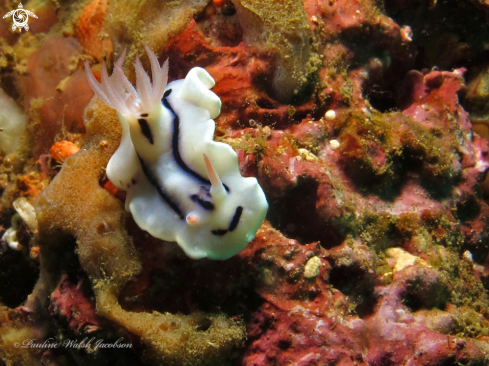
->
[85,46,268,260]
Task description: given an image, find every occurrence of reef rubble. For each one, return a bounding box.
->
[1,0,489,365]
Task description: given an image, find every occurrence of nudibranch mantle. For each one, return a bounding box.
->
[85,47,268,260]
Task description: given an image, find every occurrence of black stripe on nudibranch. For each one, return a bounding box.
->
[163,96,212,184]
[138,119,154,145]
[162,93,231,193]
[228,206,243,232]
[211,229,228,236]
[191,194,214,210]
[211,206,243,236]
[138,154,184,220]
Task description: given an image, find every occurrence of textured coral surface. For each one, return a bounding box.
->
[1,0,489,365]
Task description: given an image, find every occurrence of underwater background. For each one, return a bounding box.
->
[2,0,489,365]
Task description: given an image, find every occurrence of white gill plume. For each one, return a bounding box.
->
[84,45,169,116]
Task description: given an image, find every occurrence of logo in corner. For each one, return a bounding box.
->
[3,3,38,32]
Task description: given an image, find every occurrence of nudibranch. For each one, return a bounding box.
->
[84,47,268,260]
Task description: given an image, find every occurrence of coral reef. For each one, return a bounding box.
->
[1,0,489,365]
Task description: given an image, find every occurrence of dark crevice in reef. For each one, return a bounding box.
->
[267,178,343,248]
[0,216,39,308]
[120,258,263,317]
[455,193,481,224]
[394,140,461,201]
[340,155,405,202]
[328,263,376,318]
[119,222,263,324]
[384,0,489,72]
[40,234,81,281]
[361,0,489,114]
[402,282,449,313]
[419,175,461,202]
[0,246,39,308]
[343,34,408,114]
[38,234,150,366]
[364,93,398,113]
[361,69,402,115]
[255,97,278,110]
[289,68,320,107]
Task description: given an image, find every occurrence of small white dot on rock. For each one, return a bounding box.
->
[329,139,340,150]
[325,110,336,120]
[463,250,473,262]
[304,256,321,279]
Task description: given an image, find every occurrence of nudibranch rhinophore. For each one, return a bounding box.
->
[84,47,268,260]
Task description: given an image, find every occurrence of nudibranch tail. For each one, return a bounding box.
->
[84,46,169,116]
